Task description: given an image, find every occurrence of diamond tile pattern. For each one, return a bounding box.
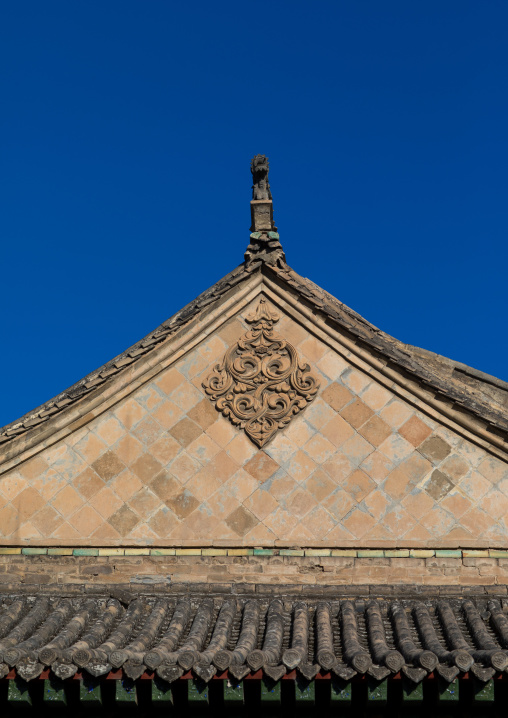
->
[1,301,508,545]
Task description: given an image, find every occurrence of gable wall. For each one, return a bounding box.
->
[1,297,507,554]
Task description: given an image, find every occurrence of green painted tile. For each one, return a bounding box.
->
[489,550,508,558]
[384,550,410,557]
[8,678,31,706]
[260,678,281,705]
[473,679,494,702]
[21,547,47,555]
[435,550,461,557]
[295,677,315,704]
[279,549,304,556]
[188,679,209,704]
[357,550,384,558]
[437,678,459,702]
[224,681,244,706]
[73,548,99,556]
[330,679,352,704]
[152,677,173,704]
[43,679,67,706]
[115,680,137,705]
[79,679,102,705]
[253,549,274,555]
[402,678,423,703]
[367,678,387,704]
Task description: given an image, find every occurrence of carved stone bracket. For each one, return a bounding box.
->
[202,299,319,447]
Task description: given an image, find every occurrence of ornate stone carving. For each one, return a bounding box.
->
[251,154,272,200]
[202,299,319,447]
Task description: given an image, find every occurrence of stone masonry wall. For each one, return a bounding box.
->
[2,551,508,589]
[1,297,507,548]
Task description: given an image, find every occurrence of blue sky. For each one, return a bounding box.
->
[1,1,507,427]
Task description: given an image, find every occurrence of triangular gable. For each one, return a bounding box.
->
[1,270,507,548]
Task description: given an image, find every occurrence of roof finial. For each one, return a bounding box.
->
[245,155,286,268]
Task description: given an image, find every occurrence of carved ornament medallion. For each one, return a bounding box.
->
[202,299,319,447]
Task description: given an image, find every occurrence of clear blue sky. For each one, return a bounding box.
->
[1,2,507,428]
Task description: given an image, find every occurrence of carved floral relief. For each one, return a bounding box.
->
[202,299,319,447]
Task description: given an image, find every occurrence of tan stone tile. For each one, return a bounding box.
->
[263,434,299,465]
[225,506,258,537]
[128,487,162,519]
[323,454,354,484]
[127,522,159,540]
[108,505,140,536]
[358,415,392,447]
[441,455,470,482]
[301,506,336,539]
[50,521,80,540]
[0,472,27,501]
[178,506,217,539]
[440,491,473,519]
[242,452,277,482]
[91,451,126,482]
[152,400,184,431]
[31,506,63,536]
[91,522,122,540]
[478,456,508,484]
[360,382,393,412]
[316,352,349,380]
[130,453,163,484]
[168,451,201,483]
[52,485,83,518]
[325,522,355,542]
[224,469,259,503]
[378,434,413,463]
[155,367,185,396]
[457,471,491,501]
[149,434,181,466]
[286,450,317,483]
[267,472,297,501]
[305,469,336,503]
[134,384,165,411]
[15,521,41,540]
[419,506,455,536]
[285,416,316,446]
[95,416,124,446]
[323,489,355,521]
[363,490,390,520]
[43,442,70,466]
[130,415,164,446]
[481,490,508,521]
[150,471,180,502]
[303,434,335,464]
[402,523,432,541]
[187,433,221,463]
[243,523,277,544]
[218,318,244,345]
[205,417,237,447]
[0,505,20,537]
[168,381,203,413]
[262,507,299,538]
[320,382,353,413]
[115,398,146,431]
[114,434,144,466]
[148,507,179,537]
[18,455,49,481]
[304,398,336,431]
[245,488,280,520]
[165,489,199,519]
[381,506,416,536]
[342,509,376,538]
[186,467,221,501]
[225,433,258,465]
[360,451,394,483]
[188,398,219,431]
[277,316,308,346]
[47,445,87,482]
[399,415,432,447]
[340,434,374,465]
[109,469,143,502]
[424,470,454,501]
[69,505,103,536]
[342,469,376,502]
[30,468,66,502]
[418,435,452,465]
[299,336,327,363]
[401,490,435,520]
[179,350,209,380]
[89,486,124,519]
[379,400,414,429]
[11,487,42,522]
[169,417,202,448]
[341,368,370,394]
[73,432,107,465]
[198,335,228,364]
[204,486,239,520]
[74,467,105,499]
[340,399,374,429]
[383,467,416,501]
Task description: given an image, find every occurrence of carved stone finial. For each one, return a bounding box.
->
[245,155,286,268]
[202,299,319,447]
[251,155,272,201]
